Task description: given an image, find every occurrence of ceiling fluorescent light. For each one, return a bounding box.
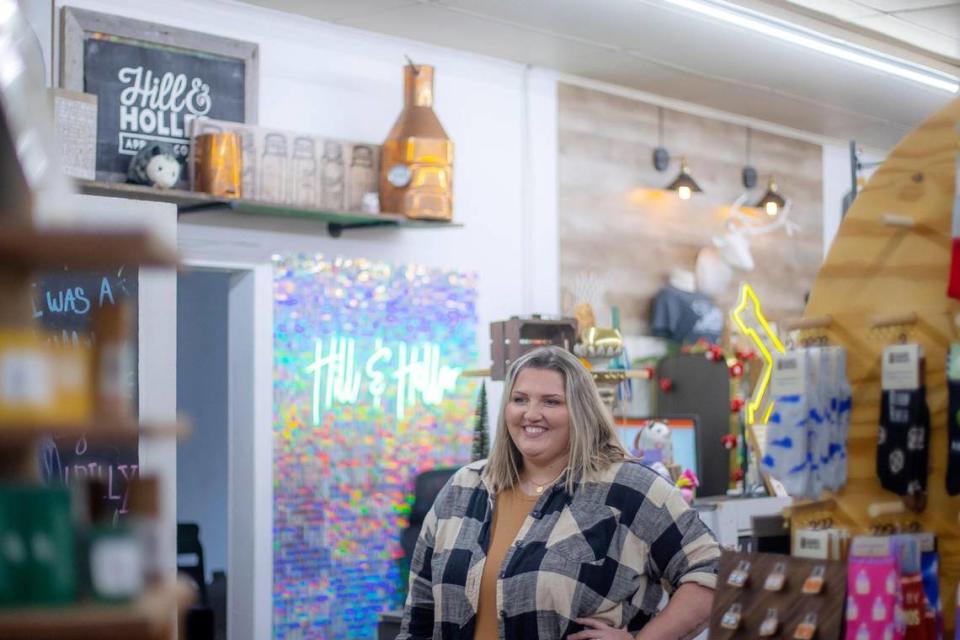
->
[661,0,959,94]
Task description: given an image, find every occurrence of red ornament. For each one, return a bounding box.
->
[658,378,674,393]
[705,345,724,362]
[731,468,745,483]
[730,397,745,413]
[734,347,755,361]
[729,362,744,378]
[720,434,738,450]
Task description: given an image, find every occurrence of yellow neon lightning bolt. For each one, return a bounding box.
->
[731,283,786,425]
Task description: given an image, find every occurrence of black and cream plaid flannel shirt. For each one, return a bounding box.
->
[399,459,720,639]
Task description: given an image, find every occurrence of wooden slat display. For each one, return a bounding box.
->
[708,550,846,640]
[798,97,960,631]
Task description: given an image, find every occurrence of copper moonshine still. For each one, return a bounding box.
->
[380,63,454,221]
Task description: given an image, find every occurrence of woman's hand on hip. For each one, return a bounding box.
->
[568,618,633,640]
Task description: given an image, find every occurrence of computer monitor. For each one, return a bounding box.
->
[615,416,699,480]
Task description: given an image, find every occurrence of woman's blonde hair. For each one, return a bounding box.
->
[485,346,626,494]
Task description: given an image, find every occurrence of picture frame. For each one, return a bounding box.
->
[59,7,259,187]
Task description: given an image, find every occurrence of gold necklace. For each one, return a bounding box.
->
[524,471,562,496]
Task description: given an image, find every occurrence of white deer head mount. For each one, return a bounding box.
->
[712,193,801,272]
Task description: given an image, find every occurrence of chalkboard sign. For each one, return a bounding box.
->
[60,7,259,188]
[33,266,139,519]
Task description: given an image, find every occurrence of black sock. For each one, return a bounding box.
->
[906,387,930,496]
[878,390,907,495]
[878,388,929,496]
[948,382,960,495]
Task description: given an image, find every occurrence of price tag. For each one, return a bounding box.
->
[771,351,806,397]
[882,344,922,391]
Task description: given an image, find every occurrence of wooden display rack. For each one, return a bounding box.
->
[708,550,846,640]
[0,223,191,638]
[789,97,960,630]
[0,578,195,640]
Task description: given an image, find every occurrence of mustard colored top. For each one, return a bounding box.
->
[473,485,539,639]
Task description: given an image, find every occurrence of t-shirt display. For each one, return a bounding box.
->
[650,284,724,344]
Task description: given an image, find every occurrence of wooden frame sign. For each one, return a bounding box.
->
[59,7,258,187]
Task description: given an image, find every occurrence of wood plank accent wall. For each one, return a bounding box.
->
[558,83,823,335]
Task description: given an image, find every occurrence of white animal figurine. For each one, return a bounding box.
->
[127,142,182,189]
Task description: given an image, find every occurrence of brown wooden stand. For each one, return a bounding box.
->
[790,96,960,631]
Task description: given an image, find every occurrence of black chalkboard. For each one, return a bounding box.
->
[83,36,246,188]
[33,266,139,519]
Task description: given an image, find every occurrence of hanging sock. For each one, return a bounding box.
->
[763,349,812,497]
[879,345,929,498]
[834,348,853,490]
[806,347,828,499]
[948,130,960,300]
[948,379,960,496]
[878,388,930,497]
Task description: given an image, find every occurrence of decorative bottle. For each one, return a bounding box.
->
[380,63,453,221]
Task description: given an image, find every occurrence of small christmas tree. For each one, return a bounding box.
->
[471,382,489,461]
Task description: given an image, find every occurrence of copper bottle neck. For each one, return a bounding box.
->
[404,64,434,108]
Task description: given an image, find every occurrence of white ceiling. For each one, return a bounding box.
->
[782,0,960,63]
[238,0,960,150]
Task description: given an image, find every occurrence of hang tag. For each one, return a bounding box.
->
[764,561,787,592]
[912,532,936,553]
[772,351,806,397]
[882,344,922,391]
[948,344,960,381]
[727,560,751,588]
[759,608,779,637]
[793,612,818,640]
[850,536,896,559]
[802,565,826,595]
[793,529,831,560]
[720,603,742,630]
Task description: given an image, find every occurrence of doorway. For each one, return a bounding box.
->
[174,257,273,640]
[177,268,232,640]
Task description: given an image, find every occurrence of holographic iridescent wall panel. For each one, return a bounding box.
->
[273,255,477,639]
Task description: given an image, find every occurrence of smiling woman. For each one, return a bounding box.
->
[399,346,720,640]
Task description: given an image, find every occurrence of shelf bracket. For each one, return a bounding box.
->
[327,220,399,238]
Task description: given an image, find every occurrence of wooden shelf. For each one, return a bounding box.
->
[77,179,462,237]
[74,180,220,209]
[0,578,194,639]
[0,229,177,270]
[0,419,189,446]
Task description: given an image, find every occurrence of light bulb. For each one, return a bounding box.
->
[678,185,692,200]
[765,201,778,216]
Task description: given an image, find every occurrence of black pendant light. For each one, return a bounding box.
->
[666,157,703,200]
[755,176,786,216]
[742,128,757,189]
[651,107,703,200]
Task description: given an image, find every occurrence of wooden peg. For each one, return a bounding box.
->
[882,213,916,228]
[870,312,918,329]
[783,315,832,331]
[867,500,905,519]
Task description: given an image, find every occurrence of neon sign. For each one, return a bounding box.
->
[305,335,462,421]
[731,283,785,425]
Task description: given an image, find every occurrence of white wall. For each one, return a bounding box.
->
[51,0,559,391]
[43,0,557,636]
[821,143,887,257]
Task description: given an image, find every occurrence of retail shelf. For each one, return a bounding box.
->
[0,578,195,639]
[77,179,463,237]
[0,419,190,446]
[75,179,219,209]
[0,228,177,270]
